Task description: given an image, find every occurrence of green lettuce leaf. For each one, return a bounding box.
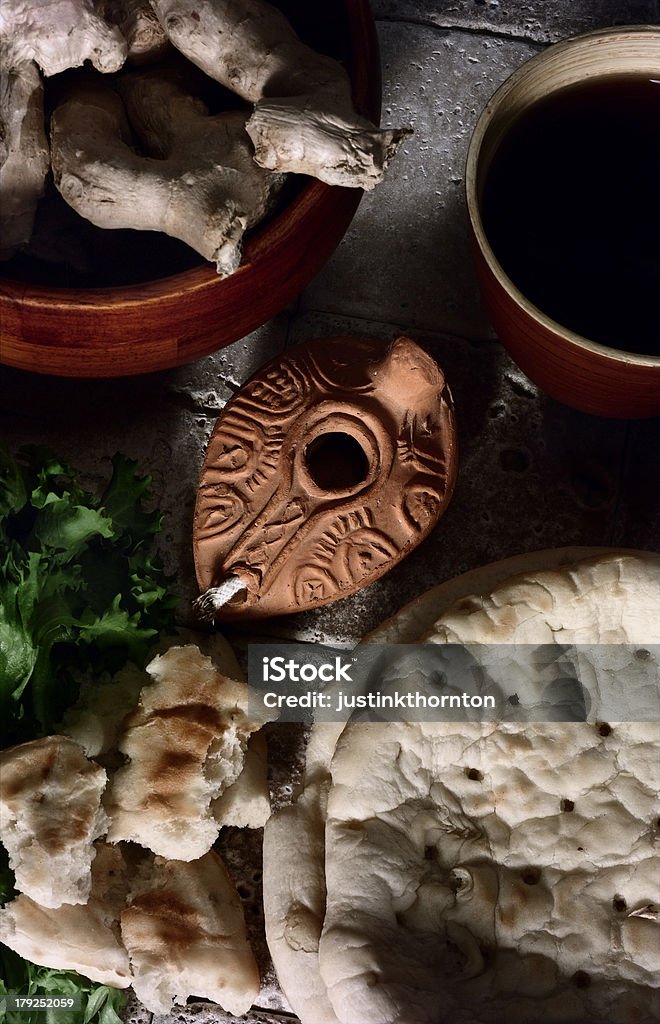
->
[0,952,126,1024]
[0,446,177,744]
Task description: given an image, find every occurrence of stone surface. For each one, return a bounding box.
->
[301,25,538,339]
[374,0,660,44]
[151,1006,293,1024]
[0,320,287,614]
[613,417,660,547]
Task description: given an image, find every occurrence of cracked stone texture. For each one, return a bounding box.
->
[301,25,539,339]
[151,1006,294,1024]
[374,0,660,44]
[0,2,658,1022]
[0,319,287,614]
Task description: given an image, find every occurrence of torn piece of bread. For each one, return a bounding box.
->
[213,729,271,829]
[0,841,131,987]
[64,631,271,827]
[105,644,263,859]
[62,630,241,762]
[195,631,271,827]
[0,735,108,908]
[190,631,272,828]
[120,850,260,1015]
[62,661,146,761]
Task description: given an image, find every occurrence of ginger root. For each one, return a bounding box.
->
[100,0,169,63]
[5,1,402,275]
[0,62,50,258]
[51,74,285,276]
[0,0,127,77]
[0,2,127,256]
[150,0,407,189]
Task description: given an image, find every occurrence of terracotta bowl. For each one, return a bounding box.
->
[0,0,381,378]
[466,26,660,419]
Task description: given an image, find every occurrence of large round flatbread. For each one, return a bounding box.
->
[263,721,345,1024]
[263,548,660,1024]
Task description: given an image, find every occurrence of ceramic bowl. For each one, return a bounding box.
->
[466,26,660,419]
[0,0,381,378]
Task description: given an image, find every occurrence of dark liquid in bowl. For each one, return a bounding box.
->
[481,76,660,357]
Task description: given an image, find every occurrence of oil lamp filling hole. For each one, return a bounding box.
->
[305,431,370,491]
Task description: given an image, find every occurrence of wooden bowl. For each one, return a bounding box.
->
[0,0,381,378]
[466,26,660,419]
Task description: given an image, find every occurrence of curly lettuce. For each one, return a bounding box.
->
[0,951,126,1024]
[0,446,177,744]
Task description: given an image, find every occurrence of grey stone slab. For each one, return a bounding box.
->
[0,321,287,613]
[301,24,538,340]
[168,313,291,400]
[122,992,153,1024]
[612,417,660,550]
[374,0,660,44]
[275,310,630,645]
[148,1006,294,1024]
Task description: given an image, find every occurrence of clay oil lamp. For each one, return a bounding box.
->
[193,335,458,618]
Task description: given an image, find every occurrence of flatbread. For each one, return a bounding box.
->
[0,842,132,987]
[120,850,260,1016]
[65,630,271,829]
[320,551,660,1023]
[105,644,263,859]
[0,735,107,908]
[263,723,345,1024]
[263,548,660,1024]
[214,730,271,829]
[321,720,659,1023]
[367,546,655,644]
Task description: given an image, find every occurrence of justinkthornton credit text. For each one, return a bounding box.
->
[262,690,497,710]
[337,691,497,710]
